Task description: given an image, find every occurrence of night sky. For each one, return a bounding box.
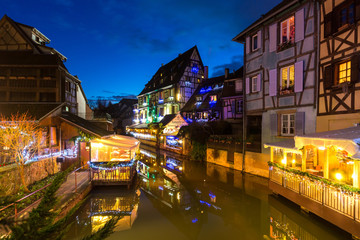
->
[1,0,281,101]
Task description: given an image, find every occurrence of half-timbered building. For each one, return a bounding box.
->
[136,46,206,124]
[318,0,360,132]
[233,0,319,155]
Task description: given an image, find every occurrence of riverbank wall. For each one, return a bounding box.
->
[0,157,59,196]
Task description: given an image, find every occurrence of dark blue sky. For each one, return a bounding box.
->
[1,0,281,100]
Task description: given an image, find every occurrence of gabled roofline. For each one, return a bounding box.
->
[38,103,66,122]
[1,15,43,54]
[232,0,301,43]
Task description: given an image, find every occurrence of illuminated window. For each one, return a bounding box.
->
[252,34,258,51]
[251,76,258,93]
[280,16,295,44]
[338,60,351,84]
[281,65,294,90]
[281,113,295,136]
[210,95,217,102]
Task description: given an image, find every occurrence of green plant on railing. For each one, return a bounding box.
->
[268,161,360,194]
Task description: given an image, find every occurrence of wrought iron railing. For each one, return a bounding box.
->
[270,166,360,222]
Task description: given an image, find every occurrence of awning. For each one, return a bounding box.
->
[264,139,302,154]
[91,134,139,150]
[295,126,360,159]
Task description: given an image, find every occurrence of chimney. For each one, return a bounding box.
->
[161,63,164,66]
[204,66,208,79]
[225,68,229,79]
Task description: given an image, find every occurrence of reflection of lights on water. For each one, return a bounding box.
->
[192,218,198,223]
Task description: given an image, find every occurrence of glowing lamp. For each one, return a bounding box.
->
[335,173,342,181]
[292,159,296,164]
[179,166,183,171]
[318,146,326,150]
[281,158,287,165]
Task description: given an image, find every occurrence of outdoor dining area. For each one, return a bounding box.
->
[265,126,360,237]
[89,135,139,186]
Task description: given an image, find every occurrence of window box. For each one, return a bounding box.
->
[279,86,294,95]
[277,40,295,52]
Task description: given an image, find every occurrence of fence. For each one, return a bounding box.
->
[90,164,137,184]
[270,166,360,222]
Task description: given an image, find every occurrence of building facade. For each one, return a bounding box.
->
[233,0,319,153]
[136,46,206,124]
[317,0,360,132]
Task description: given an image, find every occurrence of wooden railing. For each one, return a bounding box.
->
[270,166,360,222]
[90,165,137,183]
[0,183,51,221]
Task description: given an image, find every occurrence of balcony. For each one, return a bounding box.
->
[269,164,360,237]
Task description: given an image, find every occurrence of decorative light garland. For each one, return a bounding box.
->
[268,161,360,195]
[89,160,136,170]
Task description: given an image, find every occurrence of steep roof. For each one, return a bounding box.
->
[60,112,111,137]
[233,0,304,42]
[139,46,203,96]
[181,74,225,112]
[0,15,66,61]
[159,114,177,126]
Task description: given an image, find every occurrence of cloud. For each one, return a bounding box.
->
[103,90,115,94]
[211,55,243,77]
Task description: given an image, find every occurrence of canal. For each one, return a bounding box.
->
[66,145,351,240]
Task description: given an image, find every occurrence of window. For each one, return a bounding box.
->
[340,3,355,29]
[251,76,258,93]
[281,113,295,136]
[252,34,258,51]
[281,65,295,91]
[338,60,351,84]
[196,96,202,102]
[65,81,70,92]
[325,1,357,37]
[210,95,217,102]
[236,99,243,113]
[280,16,295,44]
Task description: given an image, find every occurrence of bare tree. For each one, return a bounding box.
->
[0,113,42,192]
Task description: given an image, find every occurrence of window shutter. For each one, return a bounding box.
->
[257,30,262,49]
[324,65,333,89]
[294,61,304,92]
[246,36,250,54]
[324,13,333,38]
[270,114,278,136]
[269,23,277,52]
[256,73,261,92]
[351,55,360,84]
[269,69,277,96]
[356,1,360,22]
[295,8,305,42]
[246,77,250,94]
[295,112,305,136]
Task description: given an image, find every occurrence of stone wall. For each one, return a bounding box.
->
[0,157,59,196]
[207,148,269,178]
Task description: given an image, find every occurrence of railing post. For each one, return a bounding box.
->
[14,203,17,220]
[299,181,301,195]
[75,170,77,193]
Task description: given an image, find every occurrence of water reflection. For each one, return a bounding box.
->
[66,145,351,240]
[66,188,140,239]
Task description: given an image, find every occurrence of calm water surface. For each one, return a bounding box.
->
[66,146,351,240]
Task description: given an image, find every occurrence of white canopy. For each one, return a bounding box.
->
[91,134,139,150]
[295,126,360,159]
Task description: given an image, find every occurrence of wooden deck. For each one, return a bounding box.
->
[90,164,137,187]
